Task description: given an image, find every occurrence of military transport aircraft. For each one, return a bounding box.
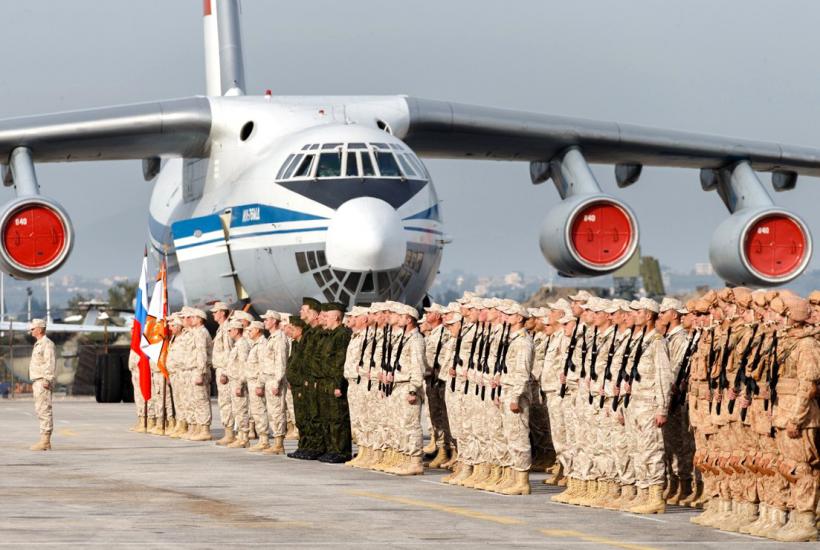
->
[0,0,815,313]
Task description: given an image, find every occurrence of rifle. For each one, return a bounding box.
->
[558,320,581,398]
[431,327,445,388]
[586,326,600,404]
[579,324,590,379]
[738,335,766,422]
[669,329,699,411]
[764,332,779,412]
[727,324,759,415]
[611,328,635,411]
[385,326,407,397]
[597,326,618,408]
[449,321,465,392]
[480,323,503,400]
[378,325,392,393]
[705,327,717,409]
[473,323,489,397]
[712,326,733,415]
[367,325,378,391]
[356,325,369,385]
[622,326,647,409]
[490,324,509,401]
[495,325,512,399]
[463,322,484,395]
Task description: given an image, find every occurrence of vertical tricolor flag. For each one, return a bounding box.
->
[130,249,151,401]
[142,258,170,378]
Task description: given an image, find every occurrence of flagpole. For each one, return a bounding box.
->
[162,378,167,433]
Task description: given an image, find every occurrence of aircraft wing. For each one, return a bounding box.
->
[0,97,211,163]
[398,97,820,178]
[1,321,130,334]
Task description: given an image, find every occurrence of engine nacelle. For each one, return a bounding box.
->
[709,207,811,287]
[539,193,639,277]
[0,196,74,280]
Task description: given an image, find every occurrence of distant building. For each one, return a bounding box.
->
[503,272,524,287]
[693,263,714,276]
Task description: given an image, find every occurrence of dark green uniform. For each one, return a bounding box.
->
[286,333,308,453]
[301,325,327,456]
[318,325,352,460]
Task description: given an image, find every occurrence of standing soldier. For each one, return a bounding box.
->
[343,307,370,466]
[300,298,326,460]
[528,308,554,474]
[128,348,147,432]
[423,304,451,469]
[184,307,214,441]
[438,307,464,479]
[261,311,288,455]
[211,302,236,446]
[225,320,251,448]
[167,314,191,439]
[246,320,270,452]
[28,319,55,451]
[318,302,352,463]
[286,317,311,459]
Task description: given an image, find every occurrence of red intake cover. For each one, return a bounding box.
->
[3,204,67,269]
[569,202,633,267]
[744,214,806,278]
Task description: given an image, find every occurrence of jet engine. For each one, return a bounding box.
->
[709,207,811,287]
[0,196,74,280]
[533,148,639,277]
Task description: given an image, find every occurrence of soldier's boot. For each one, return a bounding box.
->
[775,511,818,542]
[215,428,236,446]
[249,422,258,440]
[721,501,758,532]
[169,420,187,439]
[621,486,647,511]
[357,447,375,468]
[663,476,678,501]
[248,433,270,452]
[566,480,592,506]
[498,469,531,496]
[449,464,473,486]
[345,447,364,467]
[469,463,493,488]
[551,477,577,504]
[742,503,770,535]
[264,436,285,455]
[375,450,392,472]
[149,420,165,435]
[441,449,458,470]
[285,421,299,440]
[699,499,730,527]
[669,478,692,505]
[166,418,176,432]
[576,480,601,507]
[543,463,563,485]
[130,418,145,432]
[423,439,437,455]
[29,433,51,451]
[756,506,787,537]
[397,456,424,476]
[428,447,449,469]
[690,498,718,525]
[146,417,157,434]
[476,464,502,491]
[191,425,213,442]
[441,461,461,484]
[182,423,198,440]
[615,484,637,509]
[459,463,486,488]
[689,483,709,509]
[590,481,614,508]
[227,431,250,448]
[629,484,666,514]
[388,453,408,474]
[602,482,624,511]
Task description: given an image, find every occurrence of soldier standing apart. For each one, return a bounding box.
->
[261,311,289,455]
[211,302,236,446]
[29,319,55,451]
[318,303,353,463]
[246,321,270,452]
[184,307,214,441]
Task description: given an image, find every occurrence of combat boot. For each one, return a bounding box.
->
[182,423,197,440]
[622,486,646,511]
[346,447,364,466]
[166,418,176,432]
[459,463,487,488]
[397,456,424,476]
[449,464,473,485]
[491,466,515,493]
[475,464,502,491]
[441,461,461,483]
[774,511,818,542]
[602,482,624,511]
[149,421,165,436]
[427,447,449,469]
[663,475,678,501]
[387,453,408,474]
[216,427,236,446]
[264,435,285,455]
[551,477,577,504]
[355,447,374,468]
[589,480,613,508]
[191,425,213,442]
[720,501,758,532]
[468,463,493,488]
[146,417,157,433]
[29,433,51,451]
[228,431,249,448]
[248,422,258,440]
[285,421,299,440]
[742,503,769,535]
[248,434,270,452]
[499,469,531,496]
[566,480,591,506]
[423,438,437,455]
[629,484,665,514]
[368,449,384,470]
[616,484,637,509]
[576,480,601,507]
[441,449,458,470]
[130,418,144,432]
[756,506,787,537]
[374,450,392,472]
[169,420,187,439]
[669,479,692,505]
[543,463,563,485]
[690,498,718,525]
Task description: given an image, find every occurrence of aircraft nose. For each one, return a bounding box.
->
[325,197,406,271]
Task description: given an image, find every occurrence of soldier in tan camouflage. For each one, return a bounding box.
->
[226,320,251,448]
[261,311,288,455]
[343,307,369,466]
[211,302,235,446]
[28,319,55,451]
[183,307,214,441]
[246,320,270,452]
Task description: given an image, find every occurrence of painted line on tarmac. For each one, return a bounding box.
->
[346,490,526,525]
[620,512,667,523]
[539,529,661,550]
[57,428,78,437]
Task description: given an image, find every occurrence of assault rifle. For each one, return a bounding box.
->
[356,325,370,385]
[473,323,489,397]
[464,322,484,395]
[558,321,581,398]
[611,328,635,411]
[579,324,590,379]
[449,320,465,393]
[597,326,618,407]
[385,326,407,397]
[712,326,733,415]
[367,325,378,391]
[727,324,759,415]
[431,327,445,388]
[586,326,600,403]
[495,325,512,399]
[669,329,699,411]
[622,326,647,409]
[764,332,779,412]
[378,325,392,393]
[737,334,766,422]
[480,323,503,400]
[490,324,510,401]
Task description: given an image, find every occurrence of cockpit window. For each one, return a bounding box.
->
[276,154,295,179]
[375,151,401,178]
[345,152,359,177]
[397,154,416,177]
[361,152,376,176]
[317,152,342,178]
[293,154,315,178]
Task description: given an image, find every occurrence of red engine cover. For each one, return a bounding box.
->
[744,214,807,279]
[569,201,633,267]
[2,204,67,269]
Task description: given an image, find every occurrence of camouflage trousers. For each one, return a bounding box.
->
[500,391,531,471]
[215,368,234,429]
[594,399,623,482]
[247,377,269,436]
[425,378,450,449]
[662,404,694,483]
[262,375,287,437]
[363,385,386,450]
[229,377,249,433]
[545,391,570,472]
[478,386,505,465]
[176,371,194,424]
[559,386,579,476]
[33,379,52,434]
[130,368,146,418]
[623,399,665,489]
[572,387,598,480]
[443,378,465,447]
[528,382,554,466]
[151,372,174,423]
[190,370,212,427]
[389,383,423,457]
[286,384,295,425]
[459,386,482,466]
[775,427,819,513]
[346,378,365,445]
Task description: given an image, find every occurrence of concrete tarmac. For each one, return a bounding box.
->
[0,398,808,548]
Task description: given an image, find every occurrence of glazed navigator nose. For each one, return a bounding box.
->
[325,197,406,271]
